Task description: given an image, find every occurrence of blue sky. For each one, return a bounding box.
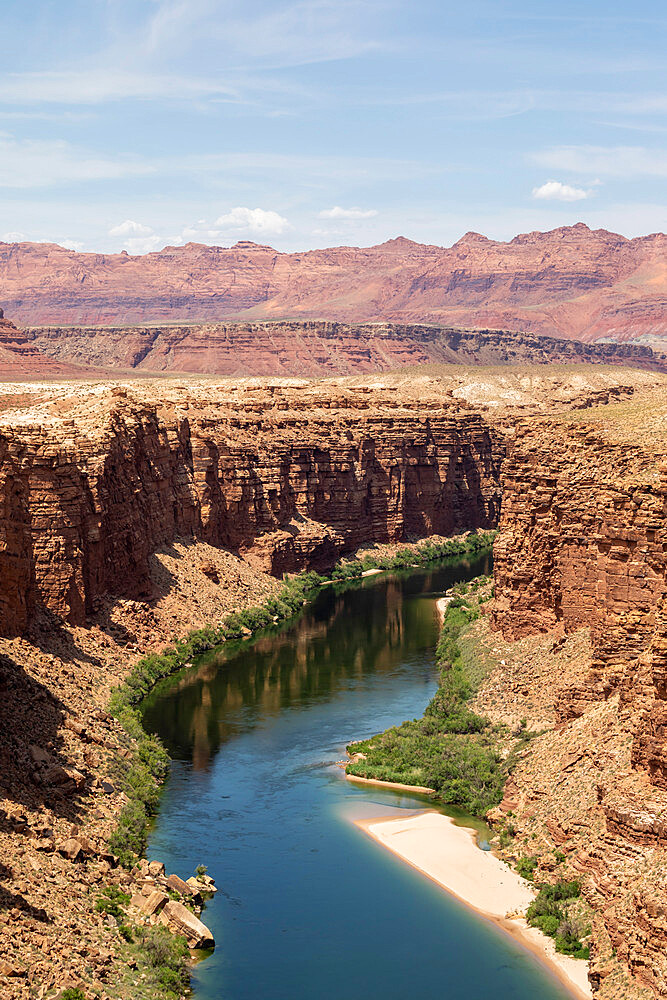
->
[1,0,665,253]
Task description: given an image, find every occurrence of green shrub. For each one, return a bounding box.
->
[526,881,588,960]
[61,990,87,1000]
[134,925,190,997]
[516,856,538,880]
[95,885,132,922]
[108,799,149,865]
[346,571,505,817]
[533,914,560,936]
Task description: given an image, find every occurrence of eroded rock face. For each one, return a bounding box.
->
[0,382,502,635]
[0,310,99,378]
[1,225,665,344]
[14,321,667,377]
[490,407,667,998]
[492,422,667,719]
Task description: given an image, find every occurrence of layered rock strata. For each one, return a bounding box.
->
[489,393,667,999]
[1,223,666,344]
[0,381,502,636]
[19,321,667,376]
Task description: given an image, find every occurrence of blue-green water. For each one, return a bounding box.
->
[143,555,572,1000]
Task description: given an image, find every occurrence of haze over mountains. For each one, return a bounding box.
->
[1,223,665,346]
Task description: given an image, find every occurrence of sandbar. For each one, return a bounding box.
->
[436,595,452,621]
[356,810,592,1000]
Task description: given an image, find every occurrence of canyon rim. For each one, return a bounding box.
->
[2,1,667,999]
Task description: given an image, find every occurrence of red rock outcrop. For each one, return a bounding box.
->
[492,422,667,720]
[0,309,102,378]
[489,396,667,998]
[19,321,667,377]
[1,223,665,343]
[0,382,502,635]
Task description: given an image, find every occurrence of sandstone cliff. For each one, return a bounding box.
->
[0,309,102,378]
[18,321,667,377]
[1,223,665,344]
[488,389,667,999]
[0,380,502,636]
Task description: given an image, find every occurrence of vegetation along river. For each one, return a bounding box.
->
[143,553,574,1000]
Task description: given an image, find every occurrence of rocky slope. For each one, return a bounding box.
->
[1,223,665,344]
[487,387,667,999]
[2,368,667,997]
[18,321,667,377]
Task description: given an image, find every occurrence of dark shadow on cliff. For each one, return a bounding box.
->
[25,609,103,668]
[0,846,51,922]
[0,651,88,915]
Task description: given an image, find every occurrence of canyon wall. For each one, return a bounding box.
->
[0,383,502,636]
[0,309,101,377]
[492,421,667,718]
[1,224,665,344]
[18,321,667,376]
[490,407,667,998]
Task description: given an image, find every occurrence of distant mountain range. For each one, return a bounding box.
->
[1,223,665,344]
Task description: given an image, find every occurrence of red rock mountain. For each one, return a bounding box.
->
[1,224,665,343]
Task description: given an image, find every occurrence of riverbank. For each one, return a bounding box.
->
[0,530,493,998]
[357,811,592,1000]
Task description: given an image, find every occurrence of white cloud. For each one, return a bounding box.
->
[108,219,164,254]
[531,180,592,202]
[123,235,163,255]
[318,205,378,219]
[59,239,85,251]
[532,145,667,178]
[109,219,154,237]
[2,230,27,242]
[214,206,289,236]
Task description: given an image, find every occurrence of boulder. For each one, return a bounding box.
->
[0,961,25,977]
[131,890,168,917]
[187,875,217,895]
[57,838,83,861]
[159,900,214,949]
[167,873,201,901]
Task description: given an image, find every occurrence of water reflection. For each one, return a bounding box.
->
[142,554,490,772]
[144,550,575,1000]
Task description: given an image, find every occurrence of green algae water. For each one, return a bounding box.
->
[143,555,574,1000]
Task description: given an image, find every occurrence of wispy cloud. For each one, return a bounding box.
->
[0,135,155,188]
[532,180,593,202]
[318,206,378,219]
[0,71,238,105]
[138,0,386,69]
[532,145,667,178]
[0,2,386,109]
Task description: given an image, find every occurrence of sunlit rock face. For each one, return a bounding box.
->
[0,223,665,344]
[0,380,503,634]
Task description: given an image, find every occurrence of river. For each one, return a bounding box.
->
[143,553,573,1000]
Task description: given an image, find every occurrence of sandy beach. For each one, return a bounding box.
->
[356,811,592,1000]
[435,595,452,621]
[345,771,435,795]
